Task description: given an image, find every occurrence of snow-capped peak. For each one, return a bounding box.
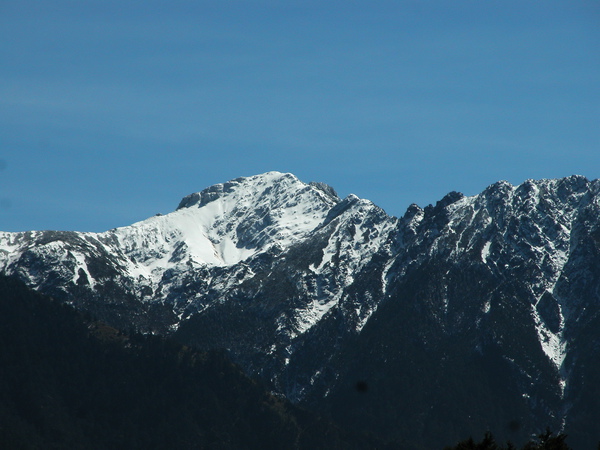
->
[110,172,339,276]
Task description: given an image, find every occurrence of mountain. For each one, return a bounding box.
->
[0,274,386,449]
[1,172,599,448]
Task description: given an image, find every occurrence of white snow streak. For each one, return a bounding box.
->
[531,303,567,392]
[481,241,492,263]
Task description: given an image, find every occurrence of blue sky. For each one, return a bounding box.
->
[1,1,599,232]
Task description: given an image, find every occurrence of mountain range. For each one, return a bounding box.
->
[1,171,599,448]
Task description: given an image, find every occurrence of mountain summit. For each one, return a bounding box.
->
[172,172,339,265]
[1,172,599,448]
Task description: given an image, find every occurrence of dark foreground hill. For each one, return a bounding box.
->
[0,275,385,449]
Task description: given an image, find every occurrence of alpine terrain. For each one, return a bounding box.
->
[1,172,599,448]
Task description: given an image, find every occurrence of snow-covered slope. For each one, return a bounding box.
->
[0,172,338,301]
[109,172,338,280]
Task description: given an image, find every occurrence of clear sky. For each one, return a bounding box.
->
[1,1,599,232]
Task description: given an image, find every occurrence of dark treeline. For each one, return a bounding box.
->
[444,429,574,450]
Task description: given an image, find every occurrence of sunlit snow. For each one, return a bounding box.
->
[102,172,337,283]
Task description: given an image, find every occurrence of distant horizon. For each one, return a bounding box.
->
[1,1,598,232]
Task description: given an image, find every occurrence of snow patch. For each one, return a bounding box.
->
[71,252,95,288]
[481,241,492,263]
[295,297,338,335]
[531,303,567,395]
[483,300,491,314]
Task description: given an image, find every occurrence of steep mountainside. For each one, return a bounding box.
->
[1,172,599,448]
[0,275,385,449]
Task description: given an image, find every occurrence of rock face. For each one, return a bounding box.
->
[1,172,599,448]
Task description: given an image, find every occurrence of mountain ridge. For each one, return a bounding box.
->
[1,172,599,448]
